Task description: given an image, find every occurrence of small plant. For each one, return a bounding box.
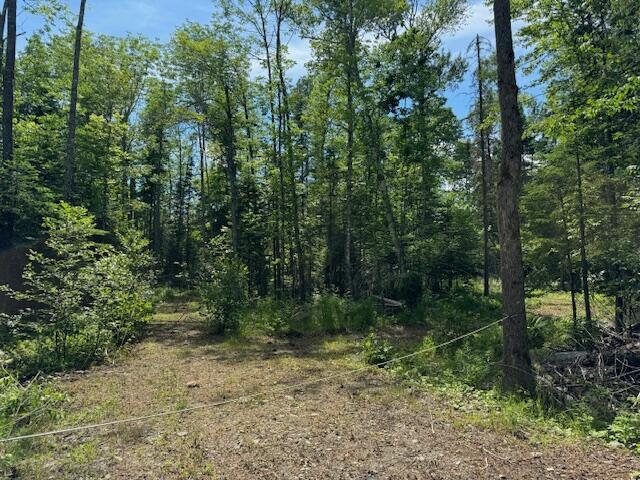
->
[0,367,65,475]
[607,410,640,452]
[361,332,394,366]
[0,367,65,437]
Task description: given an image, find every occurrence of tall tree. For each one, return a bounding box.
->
[63,0,87,200]
[493,0,535,394]
[0,0,16,249]
[274,0,306,299]
[575,152,592,329]
[475,34,490,296]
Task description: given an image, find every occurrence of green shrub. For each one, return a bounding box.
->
[198,234,248,335]
[0,203,155,376]
[241,297,296,337]
[312,294,345,333]
[607,410,640,451]
[346,298,378,331]
[361,332,395,366]
[238,294,381,338]
[307,294,380,334]
[0,367,65,474]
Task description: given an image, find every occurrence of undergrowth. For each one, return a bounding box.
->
[239,293,383,337]
[359,288,640,453]
[0,367,66,475]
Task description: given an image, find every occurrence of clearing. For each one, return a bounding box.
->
[11,302,640,479]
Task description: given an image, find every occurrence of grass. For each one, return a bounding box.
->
[4,288,637,478]
[527,289,615,322]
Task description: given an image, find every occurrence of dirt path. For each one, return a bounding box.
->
[14,304,640,479]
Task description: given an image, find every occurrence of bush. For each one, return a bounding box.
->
[361,332,395,366]
[198,234,248,335]
[607,410,640,451]
[241,297,296,337]
[0,203,155,376]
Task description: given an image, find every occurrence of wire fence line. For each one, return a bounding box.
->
[0,316,508,444]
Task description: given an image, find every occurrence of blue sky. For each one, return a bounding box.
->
[20,0,537,124]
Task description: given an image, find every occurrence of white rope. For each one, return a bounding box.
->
[0,316,506,443]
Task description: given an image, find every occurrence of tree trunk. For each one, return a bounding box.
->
[63,0,87,200]
[242,92,255,168]
[559,194,578,329]
[0,1,7,78]
[151,126,163,256]
[275,6,306,300]
[365,109,405,275]
[0,0,16,249]
[493,0,535,395]
[223,84,240,256]
[476,35,490,297]
[344,26,356,298]
[255,0,285,295]
[575,152,592,329]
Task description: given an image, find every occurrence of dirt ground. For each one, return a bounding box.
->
[11,303,640,479]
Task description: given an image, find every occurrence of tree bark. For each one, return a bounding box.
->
[0,0,16,249]
[63,0,87,200]
[493,0,535,394]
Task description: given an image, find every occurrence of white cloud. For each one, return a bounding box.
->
[446,1,494,43]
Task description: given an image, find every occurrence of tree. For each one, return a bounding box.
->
[519,0,640,334]
[0,0,16,249]
[493,0,535,394]
[63,0,87,200]
[475,34,490,296]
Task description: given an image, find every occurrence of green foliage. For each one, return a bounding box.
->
[0,368,65,438]
[0,203,155,376]
[607,410,640,452]
[235,294,382,338]
[361,332,394,366]
[0,367,65,474]
[198,234,248,335]
[240,297,297,337]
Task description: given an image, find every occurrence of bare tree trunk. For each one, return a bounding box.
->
[476,35,490,296]
[63,0,87,200]
[197,121,206,198]
[493,0,535,394]
[575,152,592,329]
[0,0,16,249]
